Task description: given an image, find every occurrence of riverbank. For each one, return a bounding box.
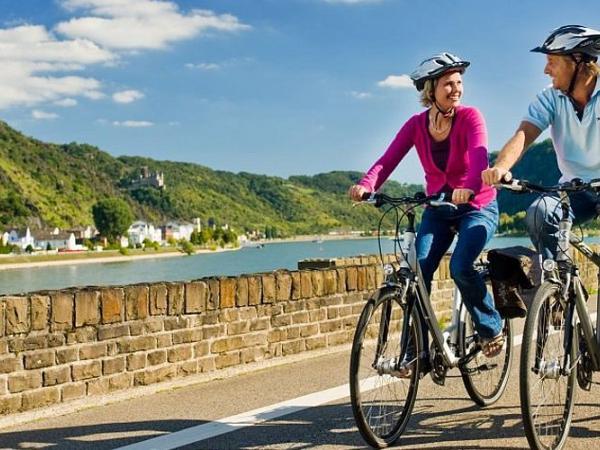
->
[0,246,239,271]
[258,233,374,245]
[0,233,368,271]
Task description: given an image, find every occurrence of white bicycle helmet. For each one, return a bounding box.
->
[531,25,600,60]
[410,52,470,91]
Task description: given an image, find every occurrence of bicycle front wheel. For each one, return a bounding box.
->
[460,309,513,406]
[349,288,422,448]
[520,281,576,450]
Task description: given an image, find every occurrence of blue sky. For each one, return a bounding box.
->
[0,0,598,185]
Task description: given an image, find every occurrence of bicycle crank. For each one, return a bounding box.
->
[429,344,448,386]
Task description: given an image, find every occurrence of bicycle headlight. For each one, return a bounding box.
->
[383,264,394,276]
[542,259,557,272]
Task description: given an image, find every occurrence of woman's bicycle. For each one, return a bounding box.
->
[500,177,600,450]
[349,191,513,448]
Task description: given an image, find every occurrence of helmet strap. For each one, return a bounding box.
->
[566,54,583,96]
[433,100,455,119]
[564,54,589,119]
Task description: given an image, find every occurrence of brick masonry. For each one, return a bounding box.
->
[0,248,598,416]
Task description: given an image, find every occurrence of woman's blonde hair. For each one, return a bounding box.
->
[419,78,436,107]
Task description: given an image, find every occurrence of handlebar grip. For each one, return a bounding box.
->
[590,178,600,190]
[499,172,513,184]
[361,192,373,201]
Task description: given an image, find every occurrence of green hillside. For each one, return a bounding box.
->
[0,119,567,236]
[0,121,422,235]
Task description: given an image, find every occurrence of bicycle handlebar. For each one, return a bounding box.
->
[360,191,459,209]
[497,176,600,194]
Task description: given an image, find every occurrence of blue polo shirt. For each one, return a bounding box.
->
[524,78,600,182]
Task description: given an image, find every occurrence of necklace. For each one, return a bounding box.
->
[428,109,453,135]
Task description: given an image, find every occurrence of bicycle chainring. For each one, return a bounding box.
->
[429,343,448,386]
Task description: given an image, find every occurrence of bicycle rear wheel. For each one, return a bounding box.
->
[460,308,513,406]
[520,281,576,450]
[349,287,422,448]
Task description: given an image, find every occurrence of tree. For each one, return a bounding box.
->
[92,198,133,242]
[0,192,29,225]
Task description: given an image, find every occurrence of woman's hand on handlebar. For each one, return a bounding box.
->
[481,166,512,186]
[348,184,369,202]
[452,188,474,205]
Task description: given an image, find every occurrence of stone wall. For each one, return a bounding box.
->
[0,248,597,416]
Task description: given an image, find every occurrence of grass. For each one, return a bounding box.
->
[0,247,180,265]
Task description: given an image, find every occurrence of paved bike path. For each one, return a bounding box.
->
[1,318,600,449]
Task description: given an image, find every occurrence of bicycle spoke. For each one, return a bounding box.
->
[350,292,421,447]
[521,282,576,450]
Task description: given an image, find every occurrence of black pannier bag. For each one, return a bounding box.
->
[487,246,538,318]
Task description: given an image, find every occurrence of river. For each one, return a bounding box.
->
[0,235,594,296]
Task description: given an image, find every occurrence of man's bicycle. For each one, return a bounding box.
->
[500,177,600,450]
[349,191,513,448]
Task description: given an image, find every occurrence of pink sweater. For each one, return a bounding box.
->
[359,105,496,209]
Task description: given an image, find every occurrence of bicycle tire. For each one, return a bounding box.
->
[349,287,422,448]
[460,306,513,406]
[520,281,576,450]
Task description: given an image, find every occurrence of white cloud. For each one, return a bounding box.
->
[112,89,144,103]
[83,90,105,100]
[32,109,59,119]
[185,62,221,71]
[377,74,413,89]
[113,120,154,127]
[349,91,372,100]
[0,25,114,64]
[0,25,111,108]
[54,98,78,107]
[56,0,251,50]
[0,2,249,110]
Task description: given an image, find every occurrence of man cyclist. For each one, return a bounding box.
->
[482,25,600,260]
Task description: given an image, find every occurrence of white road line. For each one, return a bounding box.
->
[115,382,358,450]
[120,317,591,450]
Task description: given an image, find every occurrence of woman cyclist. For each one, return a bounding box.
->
[348,53,503,374]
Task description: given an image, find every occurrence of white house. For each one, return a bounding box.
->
[162,222,194,242]
[66,226,96,240]
[34,231,79,251]
[127,221,162,246]
[7,228,35,250]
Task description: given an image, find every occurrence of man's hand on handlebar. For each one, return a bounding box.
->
[482,166,512,186]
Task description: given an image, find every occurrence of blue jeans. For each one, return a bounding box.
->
[415,200,502,351]
[526,191,600,260]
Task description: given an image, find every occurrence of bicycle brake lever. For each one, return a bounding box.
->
[430,200,458,209]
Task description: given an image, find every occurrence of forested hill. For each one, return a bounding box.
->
[0,119,563,234]
[0,121,422,235]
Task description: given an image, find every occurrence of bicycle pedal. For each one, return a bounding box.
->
[430,373,446,386]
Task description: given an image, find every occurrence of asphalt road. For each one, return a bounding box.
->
[1,318,600,450]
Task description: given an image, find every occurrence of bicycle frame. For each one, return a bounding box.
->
[562,238,600,371]
[532,191,600,373]
[385,209,476,369]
